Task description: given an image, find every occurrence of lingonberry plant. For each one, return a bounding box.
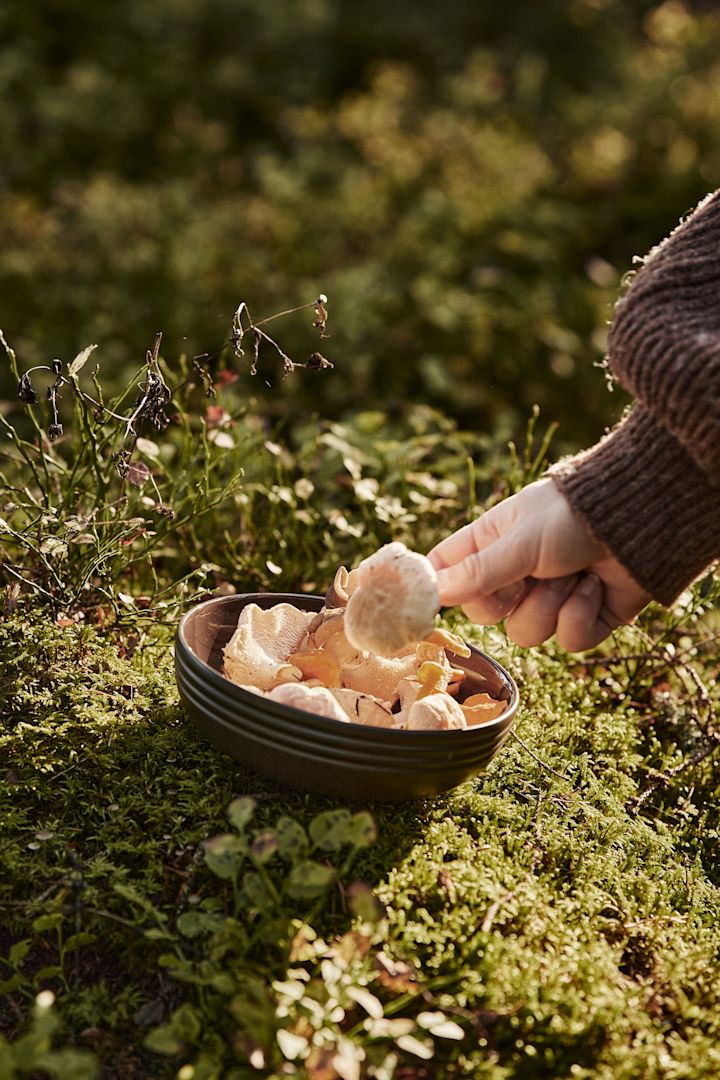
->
[0,297,331,619]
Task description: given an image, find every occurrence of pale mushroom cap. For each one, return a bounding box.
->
[344,542,440,657]
[339,649,417,704]
[223,602,313,691]
[403,692,467,731]
[329,688,395,727]
[267,682,350,723]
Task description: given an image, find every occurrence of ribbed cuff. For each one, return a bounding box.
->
[549,406,720,605]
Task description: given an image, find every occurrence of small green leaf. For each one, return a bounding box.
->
[144,1024,184,1057]
[250,830,279,864]
[276,816,309,861]
[8,938,32,967]
[63,931,95,953]
[286,860,336,900]
[35,964,64,983]
[32,912,64,934]
[33,1047,100,1080]
[309,809,352,851]
[347,811,377,848]
[204,833,246,879]
[0,972,29,995]
[176,911,222,938]
[241,871,274,911]
[209,972,236,995]
[169,1003,202,1042]
[346,881,385,924]
[227,796,256,832]
[144,927,175,941]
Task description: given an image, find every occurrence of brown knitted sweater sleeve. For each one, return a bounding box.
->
[550,191,720,605]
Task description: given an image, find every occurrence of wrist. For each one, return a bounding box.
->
[548,406,720,605]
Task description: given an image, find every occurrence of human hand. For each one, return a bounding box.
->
[426,478,651,652]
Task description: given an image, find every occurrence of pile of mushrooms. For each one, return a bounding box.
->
[223,542,507,731]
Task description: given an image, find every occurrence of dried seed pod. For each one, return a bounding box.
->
[18,373,39,403]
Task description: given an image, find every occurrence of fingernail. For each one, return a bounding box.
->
[576,573,601,597]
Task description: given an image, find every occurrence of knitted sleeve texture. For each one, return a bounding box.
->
[550,190,720,605]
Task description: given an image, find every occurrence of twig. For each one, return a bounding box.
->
[510,731,571,782]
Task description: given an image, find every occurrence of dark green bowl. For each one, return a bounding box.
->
[175,593,519,801]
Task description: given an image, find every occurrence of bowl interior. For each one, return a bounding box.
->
[179,592,515,709]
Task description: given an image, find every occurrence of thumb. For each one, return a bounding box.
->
[435,532,535,606]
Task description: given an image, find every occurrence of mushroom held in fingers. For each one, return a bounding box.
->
[344,542,440,657]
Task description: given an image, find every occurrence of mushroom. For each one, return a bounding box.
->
[329,688,395,727]
[286,648,342,688]
[267,682,351,723]
[223,602,313,691]
[343,542,440,657]
[424,627,472,659]
[340,650,417,704]
[460,693,507,726]
[308,610,417,703]
[396,675,422,712]
[401,691,467,731]
[307,610,346,650]
[324,565,352,608]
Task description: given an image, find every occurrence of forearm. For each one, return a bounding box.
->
[549,191,720,604]
[607,189,720,478]
[549,406,720,605]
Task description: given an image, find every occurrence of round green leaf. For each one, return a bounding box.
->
[286,860,336,900]
[309,809,352,851]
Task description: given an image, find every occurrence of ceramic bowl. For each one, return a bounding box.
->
[175,592,519,801]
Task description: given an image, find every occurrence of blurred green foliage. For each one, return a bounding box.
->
[1,0,720,445]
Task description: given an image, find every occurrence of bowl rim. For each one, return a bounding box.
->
[176,592,520,741]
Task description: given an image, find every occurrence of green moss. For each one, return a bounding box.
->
[2,592,718,1078]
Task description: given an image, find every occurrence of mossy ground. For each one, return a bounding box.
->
[2,598,718,1079]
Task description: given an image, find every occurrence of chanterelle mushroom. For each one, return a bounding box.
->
[344,542,440,657]
[223,602,313,691]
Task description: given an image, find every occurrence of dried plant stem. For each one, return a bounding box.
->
[510,731,570,782]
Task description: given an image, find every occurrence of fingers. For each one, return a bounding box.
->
[554,574,621,652]
[434,536,536,608]
[461,579,533,626]
[427,515,500,573]
[505,574,635,652]
[504,575,580,648]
